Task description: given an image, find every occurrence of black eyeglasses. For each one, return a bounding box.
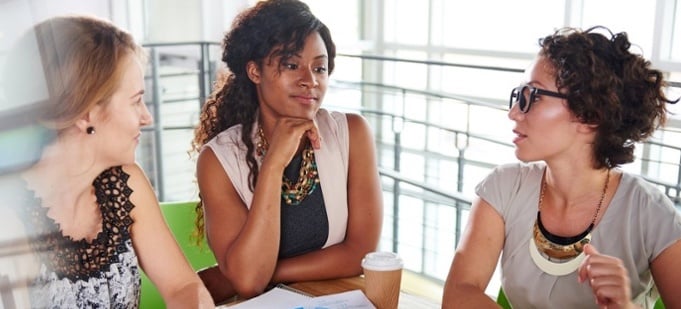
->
[509,85,568,113]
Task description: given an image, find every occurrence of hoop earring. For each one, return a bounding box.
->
[86,126,96,135]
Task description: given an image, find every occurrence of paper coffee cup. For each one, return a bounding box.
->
[361,252,403,309]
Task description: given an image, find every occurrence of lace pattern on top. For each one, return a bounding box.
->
[22,166,136,282]
[29,238,141,309]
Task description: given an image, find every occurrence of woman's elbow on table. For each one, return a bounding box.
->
[232,283,267,299]
[225,271,269,299]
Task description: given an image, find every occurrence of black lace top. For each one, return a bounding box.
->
[19,166,141,308]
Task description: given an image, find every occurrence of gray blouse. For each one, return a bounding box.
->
[476,162,681,309]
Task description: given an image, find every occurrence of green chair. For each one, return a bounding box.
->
[654,297,665,309]
[497,288,511,309]
[139,201,217,308]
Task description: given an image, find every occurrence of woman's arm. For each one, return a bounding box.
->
[123,164,214,308]
[442,197,504,308]
[197,148,281,298]
[198,118,319,298]
[650,239,681,308]
[271,113,383,282]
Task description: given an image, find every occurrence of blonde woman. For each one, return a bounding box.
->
[8,16,213,308]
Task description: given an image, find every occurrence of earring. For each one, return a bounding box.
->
[86,126,95,135]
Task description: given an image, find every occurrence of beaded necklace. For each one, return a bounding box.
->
[256,125,320,205]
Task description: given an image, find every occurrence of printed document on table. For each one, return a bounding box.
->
[225,287,375,309]
[226,287,310,308]
[303,289,375,308]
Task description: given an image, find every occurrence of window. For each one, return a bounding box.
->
[384,0,429,45]
[581,0,656,57]
[671,0,681,61]
[438,1,566,53]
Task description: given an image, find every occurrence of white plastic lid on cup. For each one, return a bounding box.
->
[361,252,403,271]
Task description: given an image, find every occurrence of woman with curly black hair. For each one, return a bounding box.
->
[192,0,382,301]
[443,26,681,308]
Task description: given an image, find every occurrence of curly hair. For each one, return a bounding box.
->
[191,0,336,242]
[538,26,677,169]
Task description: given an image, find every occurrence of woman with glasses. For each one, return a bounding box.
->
[191,0,382,301]
[442,26,681,308]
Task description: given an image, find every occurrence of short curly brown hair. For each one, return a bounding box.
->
[539,26,676,169]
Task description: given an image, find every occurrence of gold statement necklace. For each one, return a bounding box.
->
[256,125,320,205]
[529,169,610,275]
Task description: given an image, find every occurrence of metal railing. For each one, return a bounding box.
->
[333,79,681,207]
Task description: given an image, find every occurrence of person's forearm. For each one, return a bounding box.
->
[221,163,283,295]
[272,242,368,283]
[442,284,499,309]
[165,281,215,309]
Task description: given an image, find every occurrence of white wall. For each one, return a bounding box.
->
[0,0,122,113]
[201,0,250,43]
[144,0,249,43]
[0,0,113,51]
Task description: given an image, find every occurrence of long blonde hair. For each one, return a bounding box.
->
[11,16,144,133]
